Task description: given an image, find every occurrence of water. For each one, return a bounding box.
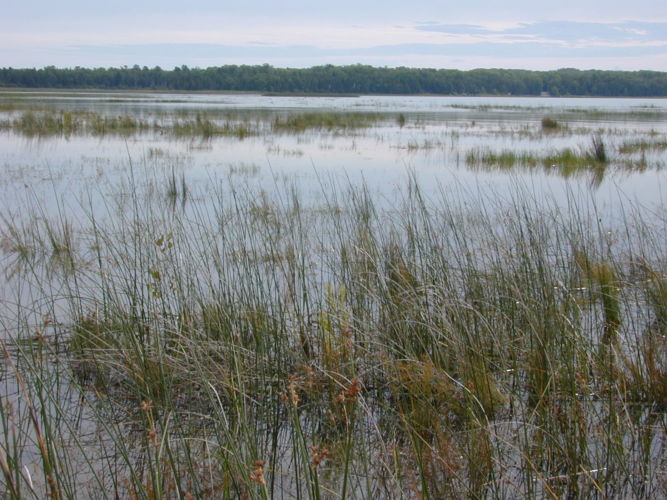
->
[0,91,664,341]
[1,92,666,209]
[1,91,666,497]
[1,92,665,309]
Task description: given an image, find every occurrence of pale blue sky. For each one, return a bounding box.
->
[2,0,666,70]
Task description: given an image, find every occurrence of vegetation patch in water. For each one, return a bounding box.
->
[271,112,381,132]
[619,139,667,154]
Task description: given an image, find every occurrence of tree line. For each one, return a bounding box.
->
[1,64,666,96]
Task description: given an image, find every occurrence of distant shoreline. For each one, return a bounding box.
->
[1,88,666,100]
[1,65,666,97]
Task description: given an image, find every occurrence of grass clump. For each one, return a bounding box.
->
[271,112,381,132]
[171,114,257,139]
[467,146,604,169]
[3,110,150,137]
[541,116,559,130]
[466,135,614,183]
[590,134,607,163]
[396,113,406,127]
[466,149,539,168]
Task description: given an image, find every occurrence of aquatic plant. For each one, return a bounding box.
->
[271,112,381,132]
[590,135,607,164]
[541,116,559,130]
[1,170,665,498]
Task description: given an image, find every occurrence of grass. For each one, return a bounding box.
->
[541,116,559,130]
[1,169,666,498]
[271,112,381,132]
[590,135,607,163]
[466,146,604,169]
[0,110,261,139]
[619,139,667,154]
[463,136,640,184]
[0,109,385,138]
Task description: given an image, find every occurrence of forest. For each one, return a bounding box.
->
[1,64,666,96]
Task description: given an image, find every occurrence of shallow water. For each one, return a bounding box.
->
[1,92,666,320]
[1,92,666,210]
[0,93,665,325]
[1,91,666,498]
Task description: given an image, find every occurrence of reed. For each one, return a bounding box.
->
[1,169,665,498]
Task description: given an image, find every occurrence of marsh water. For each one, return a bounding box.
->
[1,91,666,498]
[1,91,666,350]
[1,91,664,311]
[1,92,666,210]
[1,91,666,358]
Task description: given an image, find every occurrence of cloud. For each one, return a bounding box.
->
[416,20,667,46]
[69,40,667,64]
[415,24,493,35]
[505,21,667,43]
[3,17,667,70]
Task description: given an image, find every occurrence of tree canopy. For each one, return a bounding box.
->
[1,65,666,96]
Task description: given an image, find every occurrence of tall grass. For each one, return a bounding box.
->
[1,170,666,498]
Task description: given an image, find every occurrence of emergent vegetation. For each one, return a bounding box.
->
[0,109,383,138]
[1,174,666,498]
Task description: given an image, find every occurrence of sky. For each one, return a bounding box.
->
[1,0,667,71]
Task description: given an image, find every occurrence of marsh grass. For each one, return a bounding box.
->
[165,168,188,209]
[466,147,600,171]
[171,114,256,139]
[0,110,259,139]
[1,171,666,498]
[271,112,381,132]
[619,139,667,154]
[462,136,654,185]
[396,113,406,128]
[540,116,559,130]
[590,135,607,163]
[0,110,386,139]
[0,110,150,137]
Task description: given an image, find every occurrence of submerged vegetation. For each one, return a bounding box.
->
[1,170,666,498]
